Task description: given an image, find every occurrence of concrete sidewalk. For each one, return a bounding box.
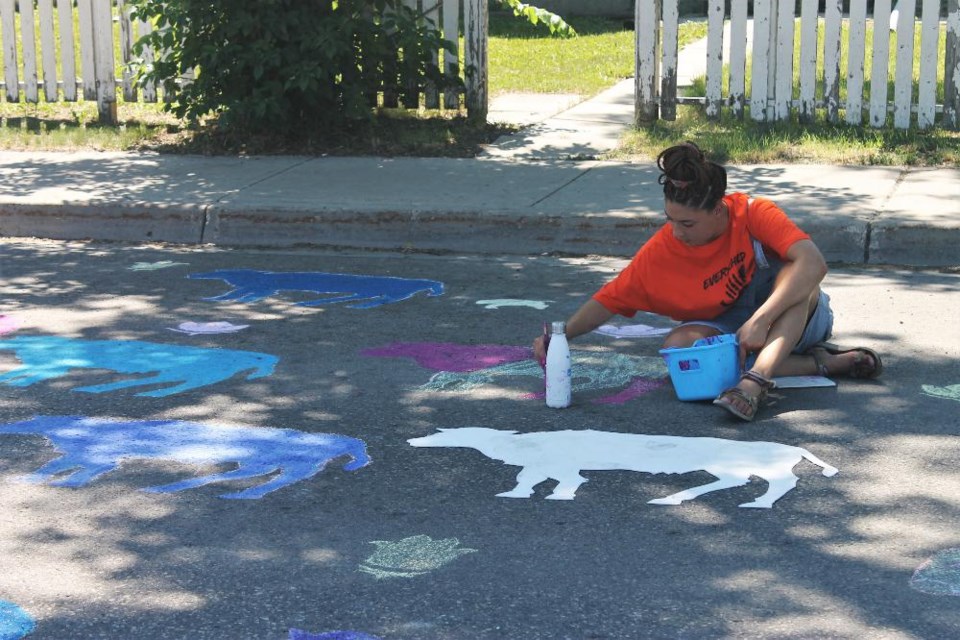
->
[0,150,957,267]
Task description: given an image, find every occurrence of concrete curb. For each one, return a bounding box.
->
[0,155,957,268]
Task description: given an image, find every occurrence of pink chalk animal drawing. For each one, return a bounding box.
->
[363,343,667,404]
[408,427,839,508]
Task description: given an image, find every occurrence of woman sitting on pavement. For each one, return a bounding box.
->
[532,141,882,421]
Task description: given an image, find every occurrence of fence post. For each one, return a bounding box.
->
[917,0,939,128]
[823,0,843,122]
[774,0,794,121]
[635,0,661,124]
[750,0,773,121]
[946,0,960,128]
[660,0,678,121]
[869,0,892,127]
[705,0,724,120]
[728,0,748,120]
[1,0,19,102]
[463,0,487,119]
[893,0,917,129]
[91,0,117,124]
[798,0,819,123]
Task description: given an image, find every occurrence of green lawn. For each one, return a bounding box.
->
[489,14,707,96]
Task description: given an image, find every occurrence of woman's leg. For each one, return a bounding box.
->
[721,286,879,417]
[719,285,821,416]
[662,324,723,349]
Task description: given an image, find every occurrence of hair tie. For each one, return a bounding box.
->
[669,178,689,189]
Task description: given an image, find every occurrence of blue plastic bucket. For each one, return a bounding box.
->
[659,334,741,401]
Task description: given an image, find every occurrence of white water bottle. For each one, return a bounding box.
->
[545,321,572,408]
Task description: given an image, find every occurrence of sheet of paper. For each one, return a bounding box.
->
[594,323,672,338]
[773,375,836,389]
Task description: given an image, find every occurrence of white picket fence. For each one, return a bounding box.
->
[637,0,960,129]
[0,0,489,123]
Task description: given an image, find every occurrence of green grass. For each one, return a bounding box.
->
[611,106,960,165]
[489,15,707,96]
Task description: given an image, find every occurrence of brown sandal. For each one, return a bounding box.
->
[713,370,776,422]
[808,342,883,379]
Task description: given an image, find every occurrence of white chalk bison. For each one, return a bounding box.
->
[408,427,838,509]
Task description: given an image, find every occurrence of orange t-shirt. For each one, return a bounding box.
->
[593,193,810,321]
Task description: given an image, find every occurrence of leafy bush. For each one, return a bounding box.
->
[127,0,462,133]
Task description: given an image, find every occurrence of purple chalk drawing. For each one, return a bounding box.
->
[586,377,669,405]
[367,344,667,404]
[0,335,276,397]
[910,548,960,596]
[0,416,370,499]
[360,342,530,372]
[0,600,34,640]
[290,631,382,640]
[524,378,668,404]
[0,316,18,336]
[188,269,444,309]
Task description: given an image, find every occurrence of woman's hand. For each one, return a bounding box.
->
[531,299,614,366]
[736,316,770,366]
[532,334,549,366]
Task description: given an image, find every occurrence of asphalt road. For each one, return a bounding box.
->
[0,238,958,640]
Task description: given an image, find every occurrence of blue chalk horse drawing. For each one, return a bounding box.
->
[188,269,445,308]
[0,335,277,397]
[0,416,371,499]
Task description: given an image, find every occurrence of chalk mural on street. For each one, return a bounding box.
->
[359,535,476,579]
[364,343,666,403]
[361,342,531,372]
[475,299,550,310]
[423,351,667,402]
[594,323,673,338]
[289,630,383,640]
[168,321,250,336]
[188,270,444,309]
[911,548,960,596]
[0,335,277,397]
[590,377,670,405]
[408,427,838,508]
[0,416,370,499]
[128,261,188,271]
[921,384,960,403]
[0,600,34,640]
[0,316,18,336]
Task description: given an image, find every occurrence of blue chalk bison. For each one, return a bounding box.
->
[188,269,444,308]
[0,335,277,397]
[0,416,371,499]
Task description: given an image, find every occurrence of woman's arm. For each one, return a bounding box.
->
[737,239,828,357]
[533,298,614,362]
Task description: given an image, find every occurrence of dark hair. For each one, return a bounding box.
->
[656,142,727,211]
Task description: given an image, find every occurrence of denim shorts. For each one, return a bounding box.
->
[678,241,834,355]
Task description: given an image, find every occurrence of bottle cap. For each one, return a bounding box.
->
[551,321,566,333]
